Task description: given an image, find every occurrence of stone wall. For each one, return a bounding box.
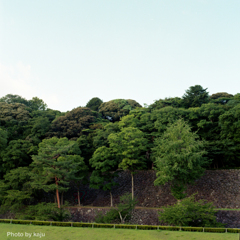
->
[69,207,240,228]
[65,169,240,209]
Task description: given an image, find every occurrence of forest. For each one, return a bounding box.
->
[0,85,240,217]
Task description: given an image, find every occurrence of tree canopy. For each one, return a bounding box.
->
[99,99,142,122]
[153,119,208,200]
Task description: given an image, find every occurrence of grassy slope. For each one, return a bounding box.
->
[0,223,237,240]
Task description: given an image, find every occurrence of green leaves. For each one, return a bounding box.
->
[98,99,142,122]
[108,127,148,173]
[159,194,224,227]
[30,137,87,207]
[89,146,118,194]
[182,85,209,108]
[153,119,208,199]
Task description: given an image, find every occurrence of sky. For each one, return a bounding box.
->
[0,0,239,112]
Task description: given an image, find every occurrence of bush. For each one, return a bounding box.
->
[52,222,71,227]
[158,226,180,231]
[227,228,240,233]
[32,221,51,226]
[204,228,226,233]
[115,224,136,229]
[15,202,71,222]
[158,194,225,227]
[94,193,137,224]
[95,209,119,224]
[72,222,92,227]
[94,223,114,228]
[181,227,203,232]
[137,225,158,230]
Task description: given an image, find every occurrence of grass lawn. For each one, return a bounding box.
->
[0,223,238,240]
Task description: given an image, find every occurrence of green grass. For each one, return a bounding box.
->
[0,223,237,240]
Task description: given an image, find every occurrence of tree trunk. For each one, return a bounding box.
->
[56,188,60,208]
[77,190,81,207]
[55,177,60,208]
[118,211,123,224]
[131,173,134,200]
[61,192,64,206]
[110,191,113,207]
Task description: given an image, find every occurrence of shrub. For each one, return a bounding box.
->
[94,193,137,224]
[204,228,226,233]
[95,209,119,224]
[158,194,225,227]
[15,202,71,222]
[137,225,158,230]
[72,222,92,227]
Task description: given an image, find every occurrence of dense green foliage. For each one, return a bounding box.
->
[15,202,71,221]
[86,97,103,111]
[95,193,137,224]
[0,86,239,220]
[153,119,208,199]
[158,194,224,227]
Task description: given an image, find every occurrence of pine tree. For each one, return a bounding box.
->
[30,137,87,208]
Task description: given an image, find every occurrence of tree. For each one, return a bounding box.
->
[98,99,142,122]
[116,193,137,224]
[0,94,29,106]
[108,127,148,199]
[28,97,47,111]
[92,122,120,150]
[0,167,33,211]
[182,85,209,108]
[95,193,137,224]
[158,194,224,227]
[209,92,233,105]
[0,139,37,178]
[153,119,208,200]
[218,104,240,166]
[0,128,8,153]
[149,97,184,110]
[30,137,86,208]
[89,146,119,206]
[86,97,103,111]
[0,102,31,141]
[46,107,100,140]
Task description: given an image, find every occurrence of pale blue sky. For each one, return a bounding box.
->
[0,0,239,112]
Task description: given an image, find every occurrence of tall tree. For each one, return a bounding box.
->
[30,137,86,208]
[108,127,148,199]
[0,167,33,211]
[0,139,37,178]
[46,107,100,140]
[89,146,119,207]
[182,85,209,108]
[86,97,103,111]
[218,104,240,166]
[153,119,208,200]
